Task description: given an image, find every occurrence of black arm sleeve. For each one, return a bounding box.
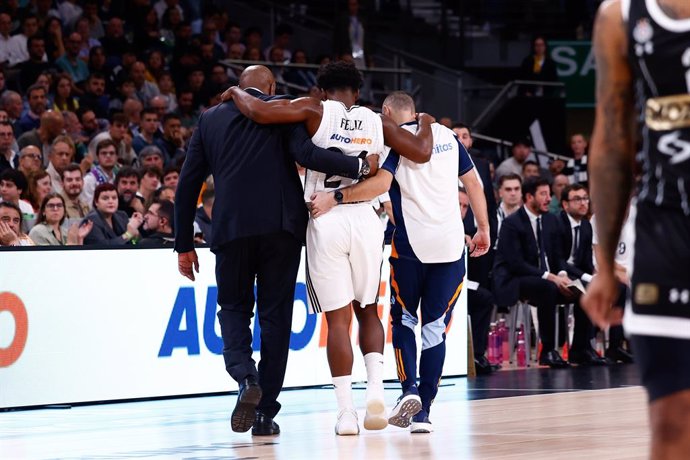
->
[283,123,361,179]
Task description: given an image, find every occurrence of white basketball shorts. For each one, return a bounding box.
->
[305,203,384,313]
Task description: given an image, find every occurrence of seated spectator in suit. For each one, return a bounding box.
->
[60,164,91,220]
[195,187,213,245]
[82,183,143,245]
[115,166,144,217]
[492,177,575,368]
[28,193,93,245]
[496,173,522,237]
[139,199,174,247]
[0,201,34,246]
[460,187,498,375]
[549,173,569,214]
[557,184,607,365]
[162,165,179,191]
[155,113,186,165]
[83,139,119,205]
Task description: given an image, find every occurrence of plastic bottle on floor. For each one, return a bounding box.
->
[517,339,527,367]
[488,323,498,365]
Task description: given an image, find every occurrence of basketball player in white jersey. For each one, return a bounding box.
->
[583,0,690,457]
[222,62,435,435]
[311,92,490,433]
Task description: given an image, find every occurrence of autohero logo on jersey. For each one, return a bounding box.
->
[0,292,29,368]
[330,133,372,145]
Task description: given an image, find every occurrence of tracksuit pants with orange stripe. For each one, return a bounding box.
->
[389,254,465,415]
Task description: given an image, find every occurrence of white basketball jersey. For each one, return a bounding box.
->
[304,100,384,202]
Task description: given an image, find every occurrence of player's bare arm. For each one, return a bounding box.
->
[581,0,634,328]
[309,169,394,218]
[381,113,434,163]
[222,87,323,129]
[459,168,491,257]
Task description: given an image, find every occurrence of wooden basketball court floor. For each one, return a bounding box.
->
[0,366,649,459]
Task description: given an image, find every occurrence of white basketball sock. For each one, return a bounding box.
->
[363,352,384,395]
[332,375,355,412]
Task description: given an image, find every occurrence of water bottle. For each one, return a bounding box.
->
[495,324,503,363]
[517,339,527,367]
[488,323,497,365]
[498,319,509,362]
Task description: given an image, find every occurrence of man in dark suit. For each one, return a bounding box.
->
[557,184,608,365]
[492,177,574,368]
[174,65,375,436]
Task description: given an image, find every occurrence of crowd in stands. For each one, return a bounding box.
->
[0,0,366,248]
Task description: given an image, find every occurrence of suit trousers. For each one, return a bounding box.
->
[468,286,494,357]
[517,276,570,354]
[215,231,302,419]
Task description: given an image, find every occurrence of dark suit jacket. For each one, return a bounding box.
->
[492,207,565,307]
[174,89,361,253]
[82,209,130,246]
[556,211,594,280]
[463,155,497,288]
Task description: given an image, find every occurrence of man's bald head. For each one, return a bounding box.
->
[382,91,416,126]
[238,65,276,95]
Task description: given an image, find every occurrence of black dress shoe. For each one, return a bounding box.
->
[569,348,609,366]
[252,411,280,436]
[605,346,634,364]
[474,356,500,375]
[538,350,570,368]
[231,376,262,433]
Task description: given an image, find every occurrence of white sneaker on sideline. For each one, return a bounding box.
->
[335,409,360,436]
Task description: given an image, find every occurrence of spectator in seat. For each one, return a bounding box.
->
[56,32,90,85]
[52,74,80,113]
[29,193,93,245]
[557,183,606,366]
[83,139,119,205]
[1,169,36,232]
[17,145,42,178]
[162,165,179,190]
[138,145,165,170]
[100,16,129,66]
[132,108,160,154]
[16,84,49,135]
[519,36,558,95]
[0,14,12,66]
[563,133,589,187]
[155,113,186,164]
[284,50,317,95]
[194,187,213,245]
[492,177,574,368]
[82,182,142,245]
[25,169,52,214]
[45,135,75,195]
[17,110,64,165]
[1,91,24,137]
[0,201,34,246]
[175,90,198,129]
[154,184,175,202]
[495,138,537,181]
[0,121,18,173]
[130,61,160,105]
[156,73,178,113]
[461,186,498,375]
[60,164,91,219]
[139,199,175,247]
[137,165,162,208]
[43,17,66,62]
[115,166,144,216]
[77,107,104,140]
[62,110,88,162]
[496,173,522,237]
[18,36,54,93]
[87,113,135,166]
[6,14,42,67]
[521,160,541,180]
[80,73,110,119]
[549,173,570,214]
